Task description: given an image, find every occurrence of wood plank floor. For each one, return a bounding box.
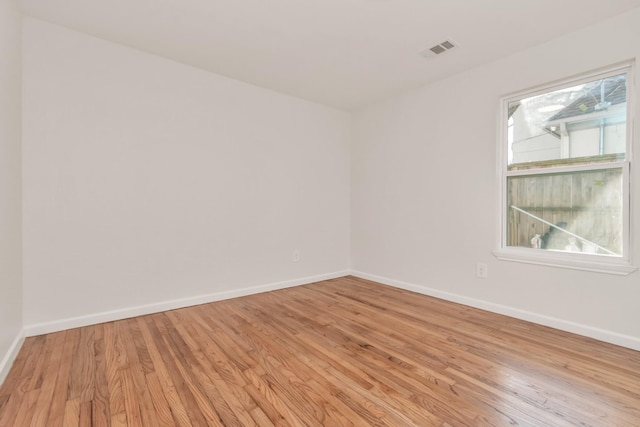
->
[1,276,639,426]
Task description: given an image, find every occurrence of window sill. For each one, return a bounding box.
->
[493,248,638,275]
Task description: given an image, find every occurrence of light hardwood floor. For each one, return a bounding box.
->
[1,276,639,426]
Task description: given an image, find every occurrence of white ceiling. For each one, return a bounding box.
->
[20,0,640,110]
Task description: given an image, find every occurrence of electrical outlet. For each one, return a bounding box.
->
[477,262,488,278]
[292,249,300,262]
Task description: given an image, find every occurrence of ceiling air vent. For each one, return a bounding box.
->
[420,40,457,59]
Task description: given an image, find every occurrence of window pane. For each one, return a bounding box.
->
[507,168,623,256]
[508,74,626,169]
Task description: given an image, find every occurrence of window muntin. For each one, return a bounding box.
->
[498,65,634,272]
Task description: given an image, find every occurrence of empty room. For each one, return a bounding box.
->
[2,0,640,425]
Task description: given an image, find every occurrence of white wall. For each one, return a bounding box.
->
[0,0,23,383]
[352,8,640,349]
[22,18,350,330]
[18,8,640,352]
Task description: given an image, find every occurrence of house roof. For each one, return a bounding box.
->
[548,74,627,121]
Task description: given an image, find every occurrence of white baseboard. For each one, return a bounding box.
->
[0,329,26,386]
[350,270,640,352]
[22,269,640,351]
[24,270,350,337]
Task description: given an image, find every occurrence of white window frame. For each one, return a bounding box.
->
[494,62,637,275]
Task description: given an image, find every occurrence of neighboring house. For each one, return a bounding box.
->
[510,74,626,165]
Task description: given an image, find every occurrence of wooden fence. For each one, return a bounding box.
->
[507,168,623,254]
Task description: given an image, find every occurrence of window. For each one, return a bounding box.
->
[495,64,636,274]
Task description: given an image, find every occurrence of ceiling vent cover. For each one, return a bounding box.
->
[420,40,457,59]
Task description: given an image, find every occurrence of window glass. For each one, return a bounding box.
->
[508,73,627,170]
[506,168,623,256]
